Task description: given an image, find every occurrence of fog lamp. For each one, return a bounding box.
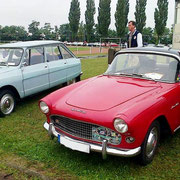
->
[126,136,135,143]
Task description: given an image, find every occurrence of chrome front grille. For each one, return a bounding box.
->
[50,115,122,145]
[51,115,98,140]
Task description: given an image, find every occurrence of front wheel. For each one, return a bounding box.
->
[138,121,160,165]
[0,90,16,117]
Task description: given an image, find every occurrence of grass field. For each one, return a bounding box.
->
[0,57,180,179]
[69,46,90,52]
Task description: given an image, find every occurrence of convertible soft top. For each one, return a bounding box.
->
[120,47,180,58]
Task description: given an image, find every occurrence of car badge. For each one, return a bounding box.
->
[71,108,86,114]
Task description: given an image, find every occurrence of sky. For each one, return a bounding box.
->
[0,0,175,30]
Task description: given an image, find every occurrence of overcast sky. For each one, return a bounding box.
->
[0,0,175,30]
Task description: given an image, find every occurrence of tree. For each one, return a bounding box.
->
[108,29,117,38]
[68,0,81,41]
[53,26,60,40]
[28,20,42,40]
[85,0,96,42]
[142,27,153,44]
[97,0,111,37]
[154,0,168,44]
[0,26,28,41]
[77,21,85,42]
[115,0,129,38]
[135,0,147,33]
[41,23,53,40]
[160,27,173,45]
[59,24,72,42]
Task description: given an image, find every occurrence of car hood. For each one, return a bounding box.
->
[66,76,160,111]
[0,66,17,74]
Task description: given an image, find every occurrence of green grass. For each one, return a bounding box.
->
[0,57,180,179]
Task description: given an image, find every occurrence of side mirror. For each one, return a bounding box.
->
[108,48,116,65]
[22,62,28,67]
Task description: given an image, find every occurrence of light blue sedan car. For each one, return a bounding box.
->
[0,40,82,116]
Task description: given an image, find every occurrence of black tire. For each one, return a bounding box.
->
[63,76,81,87]
[75,75,81,82]
[138,121,160,165]
[0,90,16,117]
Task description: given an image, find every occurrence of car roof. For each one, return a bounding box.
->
[0,40,63,48]
[119,47,180,58]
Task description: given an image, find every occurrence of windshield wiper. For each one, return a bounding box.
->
[113,72,133,76]
[131,73,143,77]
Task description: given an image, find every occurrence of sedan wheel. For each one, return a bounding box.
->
[138,121,160,165]
[0,90,15,117]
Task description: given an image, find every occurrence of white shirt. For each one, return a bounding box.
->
[137,32,143,47]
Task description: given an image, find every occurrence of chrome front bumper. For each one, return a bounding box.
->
[44,122,141,159]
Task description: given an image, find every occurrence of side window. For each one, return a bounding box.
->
[24,47,44,66]
[46,46,62,62]
[59,46,73,59]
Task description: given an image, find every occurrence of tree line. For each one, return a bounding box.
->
[68,0,170,44]
[0,0,171,45]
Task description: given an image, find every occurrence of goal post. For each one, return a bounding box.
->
[99,37,122,53]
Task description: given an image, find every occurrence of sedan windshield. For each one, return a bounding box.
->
[0,48,23,66]
[105,53,179,83]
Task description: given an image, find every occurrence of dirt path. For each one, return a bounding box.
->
[72,47,109,55]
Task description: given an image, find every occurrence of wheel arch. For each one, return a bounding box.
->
[155,115,172,135]
[0,85,21,100]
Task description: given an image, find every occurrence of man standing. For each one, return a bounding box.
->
[127,21,143,48]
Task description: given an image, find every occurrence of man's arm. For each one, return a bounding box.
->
[137,33,143,47]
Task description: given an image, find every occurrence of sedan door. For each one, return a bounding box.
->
[59,45,81,81]
[45,45,68,88]
[21,47,49,97]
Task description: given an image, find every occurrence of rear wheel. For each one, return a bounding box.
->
[0,90,16,117]
[138,121,160,165]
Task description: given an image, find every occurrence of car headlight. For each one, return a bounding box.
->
[40,101,49,114]
[114,118,128,133]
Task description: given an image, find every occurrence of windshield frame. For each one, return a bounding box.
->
[104,51,180,84]
[0,47,24,66]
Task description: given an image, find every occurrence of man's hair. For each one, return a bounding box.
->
[128,21,136,26]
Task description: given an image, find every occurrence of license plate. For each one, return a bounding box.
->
[58,134,90,153]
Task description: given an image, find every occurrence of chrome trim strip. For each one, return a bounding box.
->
[174,125,180,132]
[44,122,141,157]
[117,50,180,61]
[171,102,179,109]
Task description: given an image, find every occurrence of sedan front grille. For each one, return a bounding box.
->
[50,115,121,145]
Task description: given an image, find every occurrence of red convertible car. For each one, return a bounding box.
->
[40,47,180,165]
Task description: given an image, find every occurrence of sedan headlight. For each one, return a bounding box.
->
[40,101,49,114]
[114,118,128,133]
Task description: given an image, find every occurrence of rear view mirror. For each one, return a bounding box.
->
[108,48,117,65]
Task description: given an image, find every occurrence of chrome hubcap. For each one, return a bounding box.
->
[0,94,14,115]
[146,127,158,158]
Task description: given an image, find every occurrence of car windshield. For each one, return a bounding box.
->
[104,53,179,83]
[0,48,23,66]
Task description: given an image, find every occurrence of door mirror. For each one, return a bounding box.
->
[108,48,117,65]
[22,62,28,67]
